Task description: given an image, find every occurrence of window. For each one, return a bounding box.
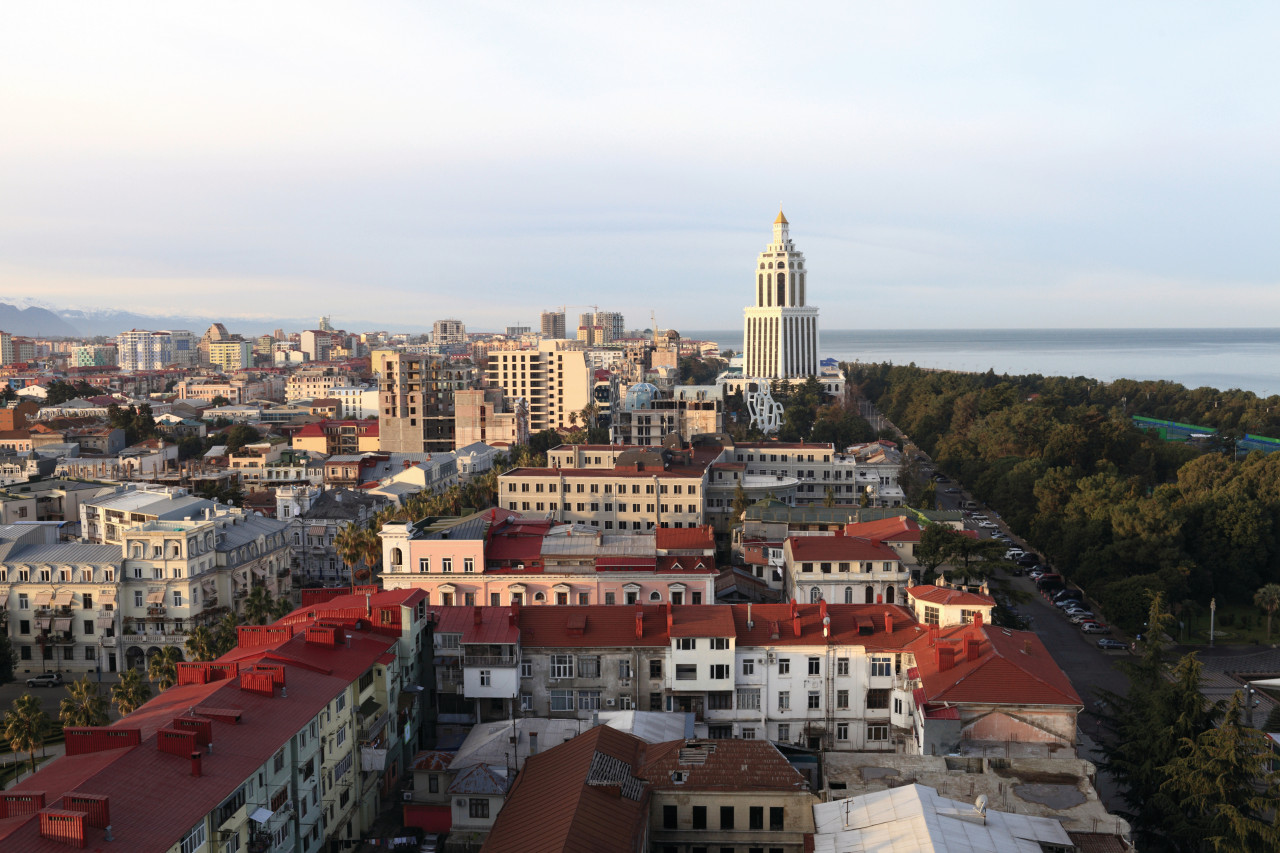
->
[520,693,532,711]
[618,660,633,679]
[710,664,729,680]
[837,689,849,709]
[650,692,663,711]
[677,638,696,651]
[838,722,850,741]
[707,691,733,710]
[710,637,729,650]
[520,661,533,678]
[750,806,764,830]
[479,670,491,686]
[551,654,573,679]
[924,605,940,626]
[777,724,789,742]
[778,691,790,710]
[777,658,790,675]
[134,590,143,608]
[663,805,678,829]
[871,657,892,677]
[550,690,573,711]
[837,657,849,676]
[577,690,601,710]
[418,558,430,572]
[442,558,452,573]
[867,724,889,742]
[808,691,820,709]
[808,656,820,675]
[576,656,600,678]
[84,620,95,634]
[693,805,707,829]
[274,749,286,772]
[429,774,440,794]
[180,821,207,853]
[469,799,489,819]
[770,806,784,831]
[676,664,697,681]
[720,806,734,830]
[741,727,756,740]
[649,659,662,679]
[604,592,616,605]
[742,658,754,676]
[17,593,27,609]
[867,689,890,709]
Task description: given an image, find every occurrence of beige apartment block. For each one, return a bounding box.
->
[484,341,591,433]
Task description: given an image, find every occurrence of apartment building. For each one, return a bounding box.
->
[453,388,529,449]
[0,588,434,853]
[728,440,905,507]
[610,382,724,446]
[116,329,197,371]
[380,509,717,607]
[208,337,253,372]
[783,532,910,606]
[285,368,357,403]
[425,602,1079,757]
[70,344,118,367]
[174,375,286,405]
[539,309,566,339]
[484,340,591,433]
[290,419,380,456]
[498,444,712,531]
[282,487,389,585]
[432,318,466,346]
[373,349,462,453]
[329,384,379,419]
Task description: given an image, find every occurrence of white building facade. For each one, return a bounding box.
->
[743,212,820,380]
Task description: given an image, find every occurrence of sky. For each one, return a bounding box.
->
[2,2,1279,333]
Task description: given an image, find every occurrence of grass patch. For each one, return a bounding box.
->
[0,754,51,788]
[1174,601,1280,646]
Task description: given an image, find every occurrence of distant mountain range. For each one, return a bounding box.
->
[0,302,437,338]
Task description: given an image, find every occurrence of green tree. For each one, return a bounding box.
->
[334,522,368,588]
[111,668,151,716]
[3,693,51,775]
[272,596,294,621]
[916,524,961,576]
[209,395,231,407]
[224,423,261,452]
[243,585,275,625]
[184,625,218,662]
[1253,583,1280,643]
[730,482,751,523]
[1161,690,1280,852]
[147,646,183,691]
[214,612,241,656]
[59,676,110,728]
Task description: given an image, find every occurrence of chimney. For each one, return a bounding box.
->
[819,599,828,623]
[884,611,894,634]
[473,608,483,626]
[876,593,883,604]
[973,611,983,627]
[509,604,519,626]
[937,644,954,672]
[666,604,673,634]
[792,611,801,637]
[966,636,980,662]
[746,602,754,632]
[635,609,644,639]
[190,751,202,777]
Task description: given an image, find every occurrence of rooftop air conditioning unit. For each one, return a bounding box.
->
[606,698,615,706]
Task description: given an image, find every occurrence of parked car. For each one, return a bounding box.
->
[1028,569,1044,580]
[1097,638,1128,650]
[1004,549,1025,560]
[1069,611,1096,624]
[944,487,961,494]
[26,672,63,688]
[1016,554,1040,567]
[1081,622,1111,634]
[978,521,997,529]
[1052,589,1081,602]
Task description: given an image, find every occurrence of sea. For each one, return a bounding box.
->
[681,328,1280,398]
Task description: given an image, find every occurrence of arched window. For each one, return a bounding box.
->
[865,587,874,604]
[776,272,786,305]
[391,547,403,566]
[649,591,662,602]
[534,591,546,602]
[810,587,821,603]
[885,586,895,604]
[844,587,853,604]
[768,262,773,269]
[759,262,765,269]
[757,274,763,305]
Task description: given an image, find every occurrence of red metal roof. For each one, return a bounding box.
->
[785,535,899,562]
[910,624,1083,708]
[669,606,736,638]
[655,525,715,552]
[518,606,670,648]
[730,603,921,649]
[595,556,658,569]
[461,607,521,644]
[844,516,922,543]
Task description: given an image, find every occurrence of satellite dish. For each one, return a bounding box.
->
[974,794,988,815]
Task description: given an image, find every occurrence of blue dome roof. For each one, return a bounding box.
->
[623,383,660,411]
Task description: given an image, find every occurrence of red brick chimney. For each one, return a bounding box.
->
[884,611,894,634]
[635,609,644,639]
[190,751,202,777]
[966,636,979,662]
[973,612,983,627]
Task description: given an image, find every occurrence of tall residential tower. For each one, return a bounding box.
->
[743,211,819,379]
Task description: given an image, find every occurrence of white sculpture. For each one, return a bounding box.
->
[744,380,783,434]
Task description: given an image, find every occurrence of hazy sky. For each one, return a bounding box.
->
[2,2,1278,332]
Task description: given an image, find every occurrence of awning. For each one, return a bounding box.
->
[53,616,72,632]
[252,566,267,578]
[51,589,74,607]
[201,579,217,593]
[98,589,117,605]
[35,616,52,631]
[146,589,166,604]
[34,592,52,608]
[249,808,273,825]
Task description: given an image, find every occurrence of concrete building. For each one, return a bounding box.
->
[116,329,197,371]
[290,419,380,456]
[784,531,911,605]
[208,337,253,372]
[196,322,230,364]
[576,310,625,345]
[484,340,592,433]
[374,349,462,453]
[433,318,466,346]
[70,344,118,368]
[453,388,529,449]
[285,367,356,402]
[329,384,379,419]
[0,330,12,365]
[539,309,566,340]
[743,211,820,379]
[283,487,389,585]
[610,382,724,446]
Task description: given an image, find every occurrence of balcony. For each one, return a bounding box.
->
[461,654,519,667]
[99,636,117,649]
[123,631,187,645]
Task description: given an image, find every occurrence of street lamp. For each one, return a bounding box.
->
[1209,598,1216,648]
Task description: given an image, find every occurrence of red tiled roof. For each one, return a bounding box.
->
[845,516,922,543]
[669,606,736,638]
[294,422,326,437]
[639,739,808,791]
[731,603,921,649]
[907,585,995,607]
[655,525,715,552]
[785,535,899,562]
[461,607,520,644]
[482,725,650,853]
[910,624,1083,708]
[518,606,670,648]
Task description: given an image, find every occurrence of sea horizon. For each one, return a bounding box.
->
[680,327,1280,398]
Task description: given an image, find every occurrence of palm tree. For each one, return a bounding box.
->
[4,693,52,775]
[185,625,218,662]
[214,611,240,655]
[359,527,383,584]
[60,676,110,728]
[1254,583,1280,643]
[580,402,599,431]
[244,585,274,625]
[111,668,151,716]
[272,595,294,621]
[147,646,183,691]
[333,522,365,585]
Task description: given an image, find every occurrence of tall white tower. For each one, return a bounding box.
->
[743,210,820,379]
